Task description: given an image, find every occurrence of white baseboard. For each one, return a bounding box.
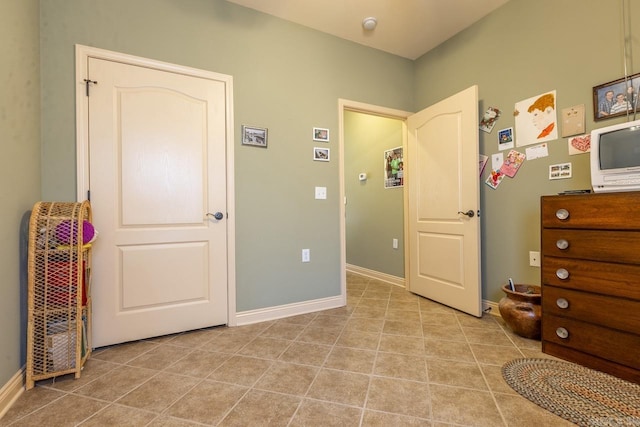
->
[346,264,405,287]
[234,267,500,327]
[235,295,345,326]
[483,299,501,317]
[0,368,24,420]
[347,266,501,317]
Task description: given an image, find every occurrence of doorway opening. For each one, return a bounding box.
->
[338,99,412,296]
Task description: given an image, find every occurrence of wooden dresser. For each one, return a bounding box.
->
[541,192,640,384]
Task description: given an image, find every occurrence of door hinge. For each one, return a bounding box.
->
[87,190,91,201]
[83,79,98,96]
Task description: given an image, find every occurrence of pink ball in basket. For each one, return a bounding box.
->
[55,220,96,245]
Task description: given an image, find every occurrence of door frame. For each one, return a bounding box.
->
[75,44,237,326]
[338,99,413,292]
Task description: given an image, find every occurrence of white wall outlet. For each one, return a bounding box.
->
[392,238,398,249]
[529,251,540,267]
[302,249,310,262]
[315,186,327,200]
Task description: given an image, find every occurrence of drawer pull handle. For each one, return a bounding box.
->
[556,239,569,250]
[555,208,570,220]
[556,327,569,339]
[556,298,569,309]
[556,268,569,280]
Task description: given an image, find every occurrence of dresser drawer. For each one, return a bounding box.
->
[542,229,640,264]
[542,192,640,230]
[542,342,640,384]
[542,286,640,334]
[542,257,640,300]
[542,313,640,370]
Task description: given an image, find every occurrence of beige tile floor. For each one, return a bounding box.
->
[1,273,576,426]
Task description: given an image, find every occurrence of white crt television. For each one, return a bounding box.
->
[591,118,640,193]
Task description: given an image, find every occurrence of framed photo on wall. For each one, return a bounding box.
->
[593,73,640,121]
[313,147,330,161]
[313,127,330,142]
[241,125,268,148]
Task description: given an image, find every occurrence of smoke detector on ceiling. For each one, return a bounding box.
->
[362,17,377,31]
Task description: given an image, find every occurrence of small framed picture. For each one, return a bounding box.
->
[241,125,268,148]
[313,127,330,142]
[313,147,330,162]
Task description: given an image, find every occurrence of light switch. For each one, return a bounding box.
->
[315,186,327,200]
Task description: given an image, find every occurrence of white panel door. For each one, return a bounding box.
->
[87,57,229,347]
[407,86,481,317]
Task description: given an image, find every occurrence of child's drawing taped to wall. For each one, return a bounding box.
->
[515,90,558,147]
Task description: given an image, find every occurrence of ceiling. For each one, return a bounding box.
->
[225,0,511,60]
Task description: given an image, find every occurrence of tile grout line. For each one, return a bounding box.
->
[458,314,510,427]
[151,339,223,425]
[85,329,256,425]
[358,277,387,426]
[418,288,435,424]
[25,341,171,425]
[280,311,330,427]
[215,318,314,426]
[83,342,209,426]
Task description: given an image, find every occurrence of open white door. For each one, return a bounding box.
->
[406,85,481,317]
[77,47,234,347]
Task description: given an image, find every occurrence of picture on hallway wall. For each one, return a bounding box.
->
[384,146,403,189]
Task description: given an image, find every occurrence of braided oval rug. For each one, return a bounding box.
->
[502,358,640,427]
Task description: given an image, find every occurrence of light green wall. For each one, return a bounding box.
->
[344,111,404,277]
[415,0,640,302]
[38,0,414,312]
[0,0,41,386]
